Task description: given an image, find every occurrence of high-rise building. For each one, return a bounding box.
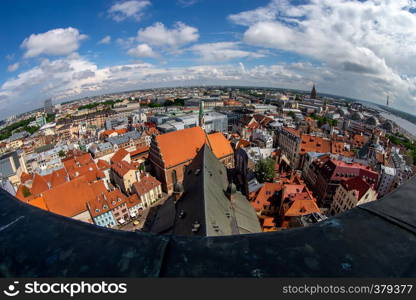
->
[44,99,53,114]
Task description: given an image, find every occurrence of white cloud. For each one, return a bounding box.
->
[21,27,87,58]
[177,0,200,7]
[98,35,111,44]
[7,63,19,72]
[191,42,264,62]
[0,54,318,118]
[229,0,416,112]
[108,0,151,22]
[128,44,158,58]
[137,22,199,48]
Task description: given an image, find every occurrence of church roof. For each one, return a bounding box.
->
[154,127,233,168]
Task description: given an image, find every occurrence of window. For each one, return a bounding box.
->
[172,169,177,184]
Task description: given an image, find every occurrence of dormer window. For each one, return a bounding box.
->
[95,208,100,213]
[103,205,108,210]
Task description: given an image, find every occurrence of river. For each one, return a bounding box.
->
[381,112,416,136]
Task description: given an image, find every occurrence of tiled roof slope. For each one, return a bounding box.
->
[154,127,233,168]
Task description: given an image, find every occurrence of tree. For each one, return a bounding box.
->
[58,150,65,158]
[255,158,276,183]
[22,186,31,198]
[288,111,296,118]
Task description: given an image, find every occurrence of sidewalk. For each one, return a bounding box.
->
[117,193,169,232]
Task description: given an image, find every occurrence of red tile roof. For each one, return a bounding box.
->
[130,146,149,157]
[97,159,111,170]
[283,127,301,137]
[299,135,331,154]
[20,172,32,183]
[87,188,127,217]
[112,161,136,177]
[111,148,130,164]
[341,177,371,200]
[41,176,95,217]
[29,197,48,211]
[100,128,128,139]
[30,174,49,195]
[207,132,234,159]
[126,194,142,208]
[284,199,321,217]
[154,127,233,168]
[252,183,282,212]
[132,174,161,197]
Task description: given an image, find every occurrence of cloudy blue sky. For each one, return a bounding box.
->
[1,0,416,119]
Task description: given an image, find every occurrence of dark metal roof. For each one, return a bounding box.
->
[1,176,416,277]
[146,144,261,237]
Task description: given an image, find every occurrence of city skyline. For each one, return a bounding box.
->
[1,0,416,119]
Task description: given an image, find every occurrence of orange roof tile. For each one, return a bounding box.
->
[112,161,136,177]
[130,146,149,157]
[155,127,233,168]
[29,197,48,211]
[207,132,234,159]
[283,127,301,137]
[20,172,32,183]
[15,184,31,201]
[41,176,94,217]
[30,174,49,195]
[127,194,142,208]
[263,217,275,228]
[299,135,331,154]
[111,148,130,164]
[284,199,321,217]
[252,183,282,212]
[50,168,68,187]
[155,127,206,168]
[236,139,250,149]
[133,174,161,196]
[97,159,111,170]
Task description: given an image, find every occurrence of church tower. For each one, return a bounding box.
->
[199,100,205,129]
[310,84,317,99]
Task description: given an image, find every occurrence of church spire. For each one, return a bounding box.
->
[199,100,205,129]
[310,84,317,99]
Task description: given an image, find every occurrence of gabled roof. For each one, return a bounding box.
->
[127,194,142,208]
[172,144,261,236]
[111,149,129,164]
[299,135,331,154]
[97,159,111,170]
[50,168,68,187]
[29,197,48,211]
[31,174,49,195]
[133,174,161,196]
[41,176,95,217]
[154,127,233,168]
[154,127,206,168]
[252,183,282,212]
[207,132,234,159]
[283,127,301,137]
[235,139,250,149]
[130,146,149,157]
[341,177,371,200]
[284,200,321,217]
[111,161,136,177]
